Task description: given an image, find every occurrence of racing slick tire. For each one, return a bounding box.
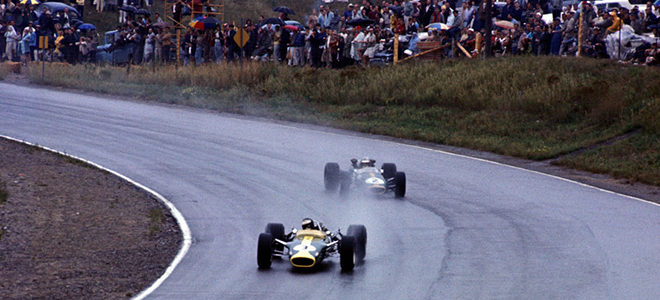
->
[324,162,340,192]
[258,233,274,269]
[340,236,356,271]
[347,225,367,261]
[265,223,286,252]
[339,171,351,197]
[381,163,397,179]
[394,171,406,199]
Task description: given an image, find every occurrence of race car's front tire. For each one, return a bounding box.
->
[324,162,340,192]
[394,171,406,199]
[340,236,356,271]
[347,225,367,261]
[265,223,285,252]
[257,233,274,269]
[381,163,397,179]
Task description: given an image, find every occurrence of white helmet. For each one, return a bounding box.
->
[359,157,374,167]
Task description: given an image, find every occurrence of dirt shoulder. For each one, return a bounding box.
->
[0,138,181,299]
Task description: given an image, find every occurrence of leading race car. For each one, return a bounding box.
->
[257,218,367,271]
[324,157,406,198]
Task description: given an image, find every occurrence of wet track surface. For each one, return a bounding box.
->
[1,83,659,299]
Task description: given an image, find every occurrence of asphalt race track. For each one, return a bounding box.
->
[1,82,659,300]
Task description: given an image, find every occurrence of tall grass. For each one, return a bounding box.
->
[23,57,660,185]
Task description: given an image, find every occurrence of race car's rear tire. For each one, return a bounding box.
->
[381,163,397,179]
[257,233,274,269]
[340,236,356,271]
[347,225,367,261]
[339,171,351,197]
[265,223,285,252]
[394,171,406,199]
[324,162,340,192]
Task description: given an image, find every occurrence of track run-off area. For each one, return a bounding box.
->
[1,82,659,299]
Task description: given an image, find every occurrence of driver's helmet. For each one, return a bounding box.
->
[359,157,375,168]
[301,218,318,230]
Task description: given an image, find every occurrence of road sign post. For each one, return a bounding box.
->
[39,36,49,81]
[233,20,250,63]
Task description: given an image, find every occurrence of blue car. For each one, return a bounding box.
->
[96,30,136,65]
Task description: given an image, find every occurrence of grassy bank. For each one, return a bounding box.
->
[21,57,660,186]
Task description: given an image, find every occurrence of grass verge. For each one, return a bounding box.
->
[20,56,660,186]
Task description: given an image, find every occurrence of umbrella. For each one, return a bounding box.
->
[426,22,450,30]
[494,20,514,29]
[189,16,221,30]
[273,6,295,15]
[285,20,302,26]
[119,5,138,14]
[285,20,304,29]
[261,24,281,30]
[70,19,83,28]
[136,8,151,16]
[260,17,285,26]
[20,0,40,6]
[346,17,375,27]
[152,21,170,28]
[78,23,96,30]
[37,2,80,18]
[283,24,300,31]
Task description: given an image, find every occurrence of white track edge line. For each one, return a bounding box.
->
[0,135,192,300]
[272,123,660,207]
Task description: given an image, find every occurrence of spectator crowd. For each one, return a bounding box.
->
[2,0,660,67]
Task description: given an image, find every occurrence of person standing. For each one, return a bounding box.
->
[351,25,365,62]
[143,27,155,64]
[560,11,576,55]
[213,26,223,63]
[96,0,105,13]
[194,29,203,65]
[278,26,290,63]
[225,24,238,62]
[4,20,18,61]
[550,18,562,55]
[75,0,85,19]
[160,26,172,63]
[290,28,305,66]
[61,26,77,64]
[309,23,325,67]
[183,26,194,65]
[403,0,414,29]
[154,27,162,63]
[244,23,257,58]
[272,25,281,61]
[20,26,35,65]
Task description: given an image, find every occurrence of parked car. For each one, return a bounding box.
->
[96,30,136,65]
